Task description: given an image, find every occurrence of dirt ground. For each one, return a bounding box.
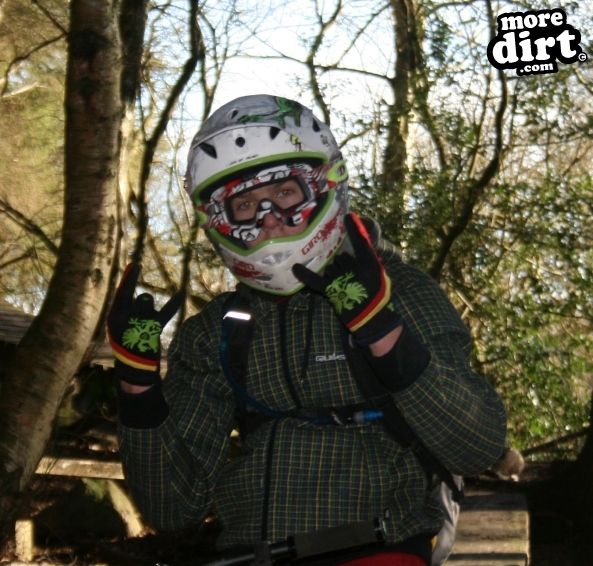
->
[0,461,591,566]
[1,473,220,565]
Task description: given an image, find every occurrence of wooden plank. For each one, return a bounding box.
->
[446,556,528,566]
[446,490,529,565]
[36,456,124,480]
[14,520,34,562]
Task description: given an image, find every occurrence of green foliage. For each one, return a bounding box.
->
[493,325,591,448]
[345,2,593,454]
[448,171,593,451]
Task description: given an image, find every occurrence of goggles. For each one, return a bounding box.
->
[200,163,320,243]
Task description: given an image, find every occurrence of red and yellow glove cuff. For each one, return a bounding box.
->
[347,269,392,333]
[108,332,159,372]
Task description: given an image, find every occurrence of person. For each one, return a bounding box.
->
[108,95,507,566]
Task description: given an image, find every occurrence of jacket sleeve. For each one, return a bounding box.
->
[117,300,236,531]
[367,245,507,476]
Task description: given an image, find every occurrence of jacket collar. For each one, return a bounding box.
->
[235,283,312,319]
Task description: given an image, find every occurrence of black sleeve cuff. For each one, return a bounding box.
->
[117,381,169,429]
[364,324,431,392]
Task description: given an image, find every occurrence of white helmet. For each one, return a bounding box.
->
[185,95,349,295]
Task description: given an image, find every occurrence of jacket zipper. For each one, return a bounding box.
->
[260,299,314,541]
[278,303,302,409]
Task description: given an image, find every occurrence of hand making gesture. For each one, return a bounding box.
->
[107,263,184,385]
[293,213,402,347]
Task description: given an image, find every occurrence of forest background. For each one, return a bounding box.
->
[0,0,592,555]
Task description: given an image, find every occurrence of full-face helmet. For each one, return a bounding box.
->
[185,95,349,295]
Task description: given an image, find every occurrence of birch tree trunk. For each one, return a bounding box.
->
[0,0,122,542]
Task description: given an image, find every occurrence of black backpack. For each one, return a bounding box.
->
[220,291,463,565]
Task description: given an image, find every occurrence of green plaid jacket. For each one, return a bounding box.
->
[118,220,506,550]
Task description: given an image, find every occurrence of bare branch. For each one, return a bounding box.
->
[523,427,589,457]
[31,0,68,34]
[0,198,59,256]
[305,0,343,124]
[240,53,390,82]
[145,225,177,293]
[195,9,219,117]
[428,0,508,280]
[131,0,201,263]
[0,248,37,271]
[1,33,65,97]
[333,2,390,69]
[574,67,593,97]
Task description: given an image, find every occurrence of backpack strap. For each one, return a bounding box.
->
[220,291,295,421]
[341,335,463,501]
[220,291,383,431]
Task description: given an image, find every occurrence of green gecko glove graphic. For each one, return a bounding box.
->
[324,272,369,314]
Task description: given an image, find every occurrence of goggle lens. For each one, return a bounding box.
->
[226,179,307,225]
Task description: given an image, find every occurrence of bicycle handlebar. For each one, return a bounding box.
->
[202,517,386,565]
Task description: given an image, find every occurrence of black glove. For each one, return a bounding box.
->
[107,263,184,385]
[293,213,402,346]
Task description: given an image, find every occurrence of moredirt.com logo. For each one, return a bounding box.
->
[487,8,587,76]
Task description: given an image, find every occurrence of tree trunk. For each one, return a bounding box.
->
[0,0,122,543]
[382,0,421,241]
